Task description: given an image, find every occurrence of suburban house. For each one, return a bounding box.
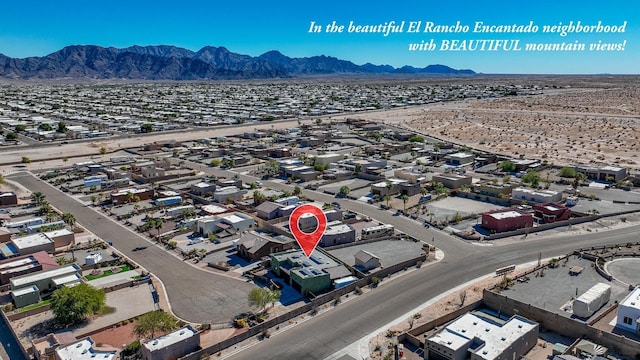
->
[0,251,58,285]
[141,326,200,360]
[424,312,539,360]
[270,250,351,295]
[282,165,319,182]
[190,182,216,196]
[213,186,246,203]
[512,159,541,171]
[394,169,427,184]
[320,221,356,247]
[236,232,296,261]
[473,182,518,198]
[0,192,18,206]
[482,209,534,233]
[371,179,407,197]
[532,203,572,223]
[313,153,343,166]
[110,187,154,204]
[446,152,475,166]
[54,336,118,360]
[197,213,256,237]
[255,201,284,220]
[512,188,562,204]
[616,286,640,334]
[10,264,82,307]
[574,165,627,182]
[432,174,473,189]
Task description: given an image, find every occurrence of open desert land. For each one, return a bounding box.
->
[335,77,640,171]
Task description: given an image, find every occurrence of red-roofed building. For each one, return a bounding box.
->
[533,203,571,223]
[482,209,533,233]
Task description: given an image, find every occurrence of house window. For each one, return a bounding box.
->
[623,316,633,325]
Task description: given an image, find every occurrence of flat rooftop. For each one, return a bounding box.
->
[0,256,36,270]
[620,286,640,309]
[428,312,537,360]
[11,264,80,289]
[55,338,115,360]
[12,233,53,250]
[143,326,197,352]
[487,210,528,220]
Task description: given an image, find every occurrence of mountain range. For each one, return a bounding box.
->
[0,45,475,80]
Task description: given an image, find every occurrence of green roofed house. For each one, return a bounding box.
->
[10,263,82,301]
[270,249,351,296]
[11,285,41,308]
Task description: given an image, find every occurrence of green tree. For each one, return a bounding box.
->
[339,185,350,197]
[30,191,46,206]
[293,185,302,196]
[140,123,154,133]
[432,181,447,195]
[558,166,577,178]
[39,123,53,131]
[499,161,516,172]
[99,147,107,155]
[5,132,17,140]
[0,174,5,185]
[247,287,280,314]
[502,175,512,184]
[133,310,177,340]
[522,170,541,188]
[21,156,31,164]
[51,283,106,325]
[265,160,280,177]
[56,121,67,133]
[253,190,266,205]
[209,158,222,167]
[15,124,26,132]
[408,135,424,143]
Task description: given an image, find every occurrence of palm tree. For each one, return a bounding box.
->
[384,194,392,208]
[31,192,46,206]
[62,213,76,227]
[401,194,409,212]
[153,218,164,239]
[38,201,53,216]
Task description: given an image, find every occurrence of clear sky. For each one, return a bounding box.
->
[0,0,636,74]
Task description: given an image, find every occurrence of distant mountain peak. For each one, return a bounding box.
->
[0,45,476,80]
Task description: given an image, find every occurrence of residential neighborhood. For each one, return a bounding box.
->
[0,77,639,360]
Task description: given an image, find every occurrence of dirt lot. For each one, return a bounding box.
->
[333,79,640,172]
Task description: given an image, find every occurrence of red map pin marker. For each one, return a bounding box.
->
[289,204,327,258]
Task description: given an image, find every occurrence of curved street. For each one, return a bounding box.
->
[8,172,256,324]
[9,167,639,359]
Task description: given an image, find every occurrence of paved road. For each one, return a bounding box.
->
[12,162,640,359]
[8,172,256,325]
[181,159,640,359]
[227,223,640,360]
